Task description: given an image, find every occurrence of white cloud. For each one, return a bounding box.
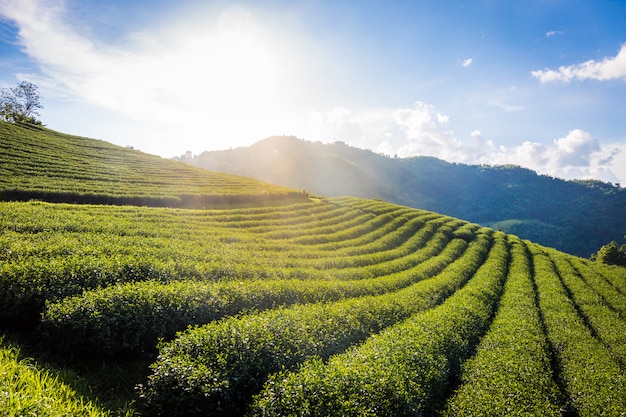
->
[545,30,563,38]
[553,129,600,166]
[487,130,621,183]
[301,102,625,185]
[29,4,280,116]
[306,107,366,143]
[462,58,473,67]
[488,101,524,112]
[532,44,626,83]
[307,102,493,163]
[392,102,464,160]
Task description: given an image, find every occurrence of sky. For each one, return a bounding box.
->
[1,0,626,185]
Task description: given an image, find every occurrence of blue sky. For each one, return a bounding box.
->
[1,0,626,184]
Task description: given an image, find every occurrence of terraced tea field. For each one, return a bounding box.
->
[0,122,303,207]
[1,197,625,416]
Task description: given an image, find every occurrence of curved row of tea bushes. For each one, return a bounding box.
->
[591,261,626,295]
[331,196,407,215]
[244,200,416,237]
[139,231,493,416]
[277,214,452,270]
[0,339,109,417]
[443,237,563,416]
[249,232,508,417]
[0,209,421,272]
[530,246,626,416]
[1,200,443,329]
[311,218,464,280]
[39,226,454,357]
[301,211,426,253]
[547,250,626,366]
[0,254,183,329]
[276,212,447,247]
[251,208,376,237]
[0,199,329,234]
[303,212,436,256]
[568,257,626,318]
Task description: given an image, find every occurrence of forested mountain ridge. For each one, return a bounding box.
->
[180,136,626,257]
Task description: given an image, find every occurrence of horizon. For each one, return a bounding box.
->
[1,1,626,185]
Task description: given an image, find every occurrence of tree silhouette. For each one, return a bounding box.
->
[0,81,43,124]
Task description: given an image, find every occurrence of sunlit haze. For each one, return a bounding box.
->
[1,0,626,184]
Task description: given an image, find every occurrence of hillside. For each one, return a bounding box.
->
[2,198,626,416]
[0,122,305,207]
[182,135,626,256]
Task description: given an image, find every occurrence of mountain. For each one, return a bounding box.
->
[0,122,305,207]
[181,135,626,257]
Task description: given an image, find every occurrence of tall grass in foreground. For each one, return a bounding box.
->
[0,338,115,417]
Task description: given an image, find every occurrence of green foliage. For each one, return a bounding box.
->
[530,246,626,416]
[139,232,493,416]
[1,199,452,329]
[591,239,626,266]
[0,338,110,417]
[39,216,454,358]
[549,249,626,365]
[0,81,43,125]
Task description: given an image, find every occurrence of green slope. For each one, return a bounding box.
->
[1,198,625,416]
[0,122,305,207]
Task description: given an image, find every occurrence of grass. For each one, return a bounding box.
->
[0,337,115,417]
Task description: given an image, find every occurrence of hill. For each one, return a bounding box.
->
[2,198,625,416]
[0,122,305,207]
[182,135,626,256]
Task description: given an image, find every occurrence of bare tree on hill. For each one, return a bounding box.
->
[0,81,43,125]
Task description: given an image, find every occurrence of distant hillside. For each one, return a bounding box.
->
[0,123,305,207]
[182,136,626,257]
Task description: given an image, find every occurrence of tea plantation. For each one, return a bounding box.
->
[0,122,304,207]
[2,198,626,416]
[1,122,625,416]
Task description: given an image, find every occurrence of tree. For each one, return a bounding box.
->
[591,237,626,266]
[0,81,43,124]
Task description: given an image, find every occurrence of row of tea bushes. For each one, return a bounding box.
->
[530,246,626,416]
[248,232,508,417]
[547,249,626,365]
[139,231,493,416]
[39,217,465,357]
[443,237,563,416]
[0,200,451,329]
